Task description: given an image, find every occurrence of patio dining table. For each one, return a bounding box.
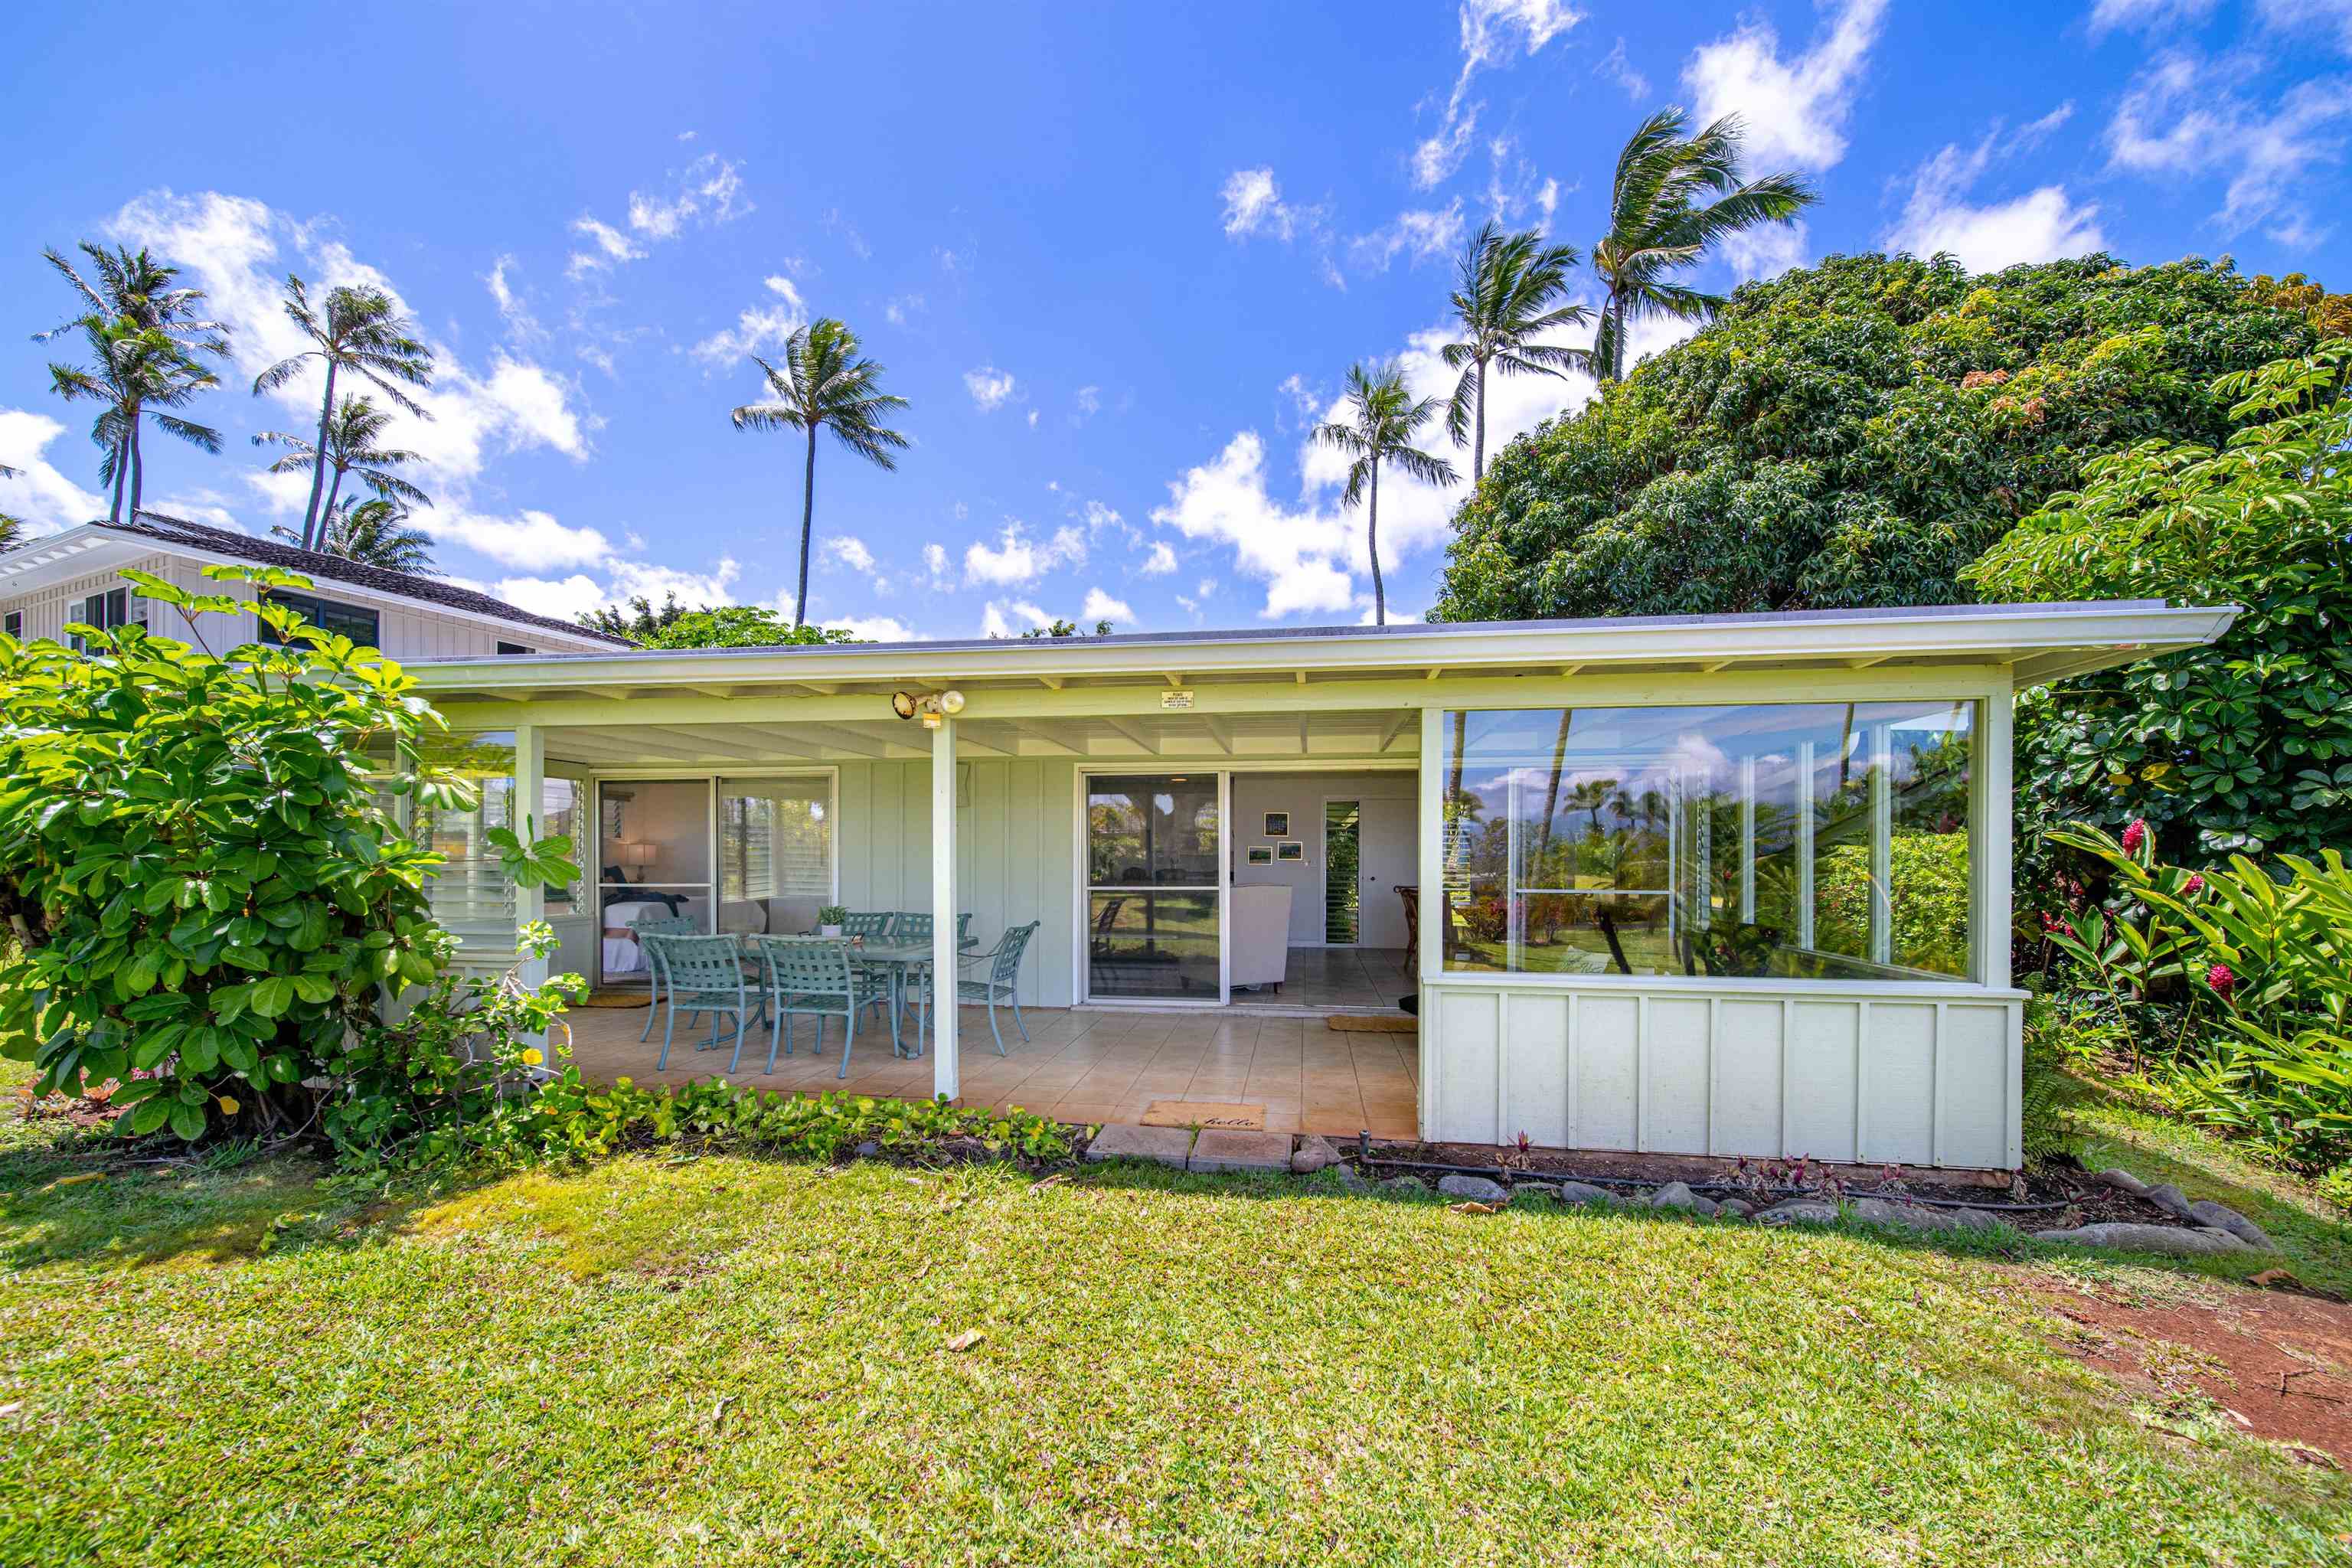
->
[741,933,978,1058]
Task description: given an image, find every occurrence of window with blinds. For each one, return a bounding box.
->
[719,776,832,901]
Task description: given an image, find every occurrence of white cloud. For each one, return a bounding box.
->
[823,534,877,574]
[426,509,613,570]
[1221,167,1295,239]
[884,293,925,326]
[830,614,920,642]
[626,154,750,239]
[495,557,752,623]
[1887,128,2105,272]
[2258,0,2352,51]
[1596,38,1650,99]
[567,217,643,278]
[1416,2,1586,190]
[1080,587,1132,626]
[2088,0,2217,36]
[690,274,806,368]
[0,410,107,535]
[2107,51,2351,238]
[963,521,1084,586]
[485,255,541,340]
[1140,540,1178,575]
[964,366,1018,411]
[980,599,1054,638]
[1351,200,1468,272]
[1722,219,1814,282]
[1074,385,1101,422]
[922,541,952,585]
[1683,0,1886,170]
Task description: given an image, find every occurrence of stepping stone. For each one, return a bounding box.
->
[1188,1129,1294,1174]
[1436,1174,1508,1202]
[1083,1123,1191,1168]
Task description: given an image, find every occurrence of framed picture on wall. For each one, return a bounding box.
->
[1276,841,1305,861]
[1245,844,1275,865]
[1263,811,1290,837]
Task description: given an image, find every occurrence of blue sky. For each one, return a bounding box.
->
[3,0,2347,638]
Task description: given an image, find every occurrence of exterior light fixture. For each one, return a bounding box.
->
[890,691,919,720]
[938,688,965,715]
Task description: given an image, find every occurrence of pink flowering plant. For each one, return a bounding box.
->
[2047,817,2352,1166]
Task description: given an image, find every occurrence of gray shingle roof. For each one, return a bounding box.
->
[101,513,631,647]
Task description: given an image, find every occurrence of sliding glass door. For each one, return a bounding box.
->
[595,779,713,984]
[1084,773,1223,1001]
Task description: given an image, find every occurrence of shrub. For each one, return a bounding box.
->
[0,567,574,1146]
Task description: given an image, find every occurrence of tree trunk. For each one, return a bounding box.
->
[107,432,128,524]
[129,416,145,521]
[1367,459,1385,626]
[319,457,348,550]
[794,423,818,630]
[1472,357,1488,482]
[300,363,338,551]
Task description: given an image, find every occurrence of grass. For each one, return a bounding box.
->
[2,1068,2349,1566]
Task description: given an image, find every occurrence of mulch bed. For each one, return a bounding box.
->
[2041,1274,2352,1468]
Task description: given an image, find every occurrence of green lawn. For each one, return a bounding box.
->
[4,1056,2350,1566]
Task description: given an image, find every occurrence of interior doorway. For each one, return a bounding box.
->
[1228,769,1417,1011]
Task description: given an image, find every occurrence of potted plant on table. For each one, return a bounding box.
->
[818,904,848,938]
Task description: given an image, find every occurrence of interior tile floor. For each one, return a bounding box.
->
[1229,946,1413,1011]
[562,999,1419,1138]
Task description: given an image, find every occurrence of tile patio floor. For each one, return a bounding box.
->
[1229,946,1412,1010]
[561,999,1419,1138]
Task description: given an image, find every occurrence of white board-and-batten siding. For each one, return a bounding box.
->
[1419,980,2023,1170]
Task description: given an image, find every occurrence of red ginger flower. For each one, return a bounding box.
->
[2207,962,2237,1001]
[2184,874,2205,897]
[2122,818,2148,856]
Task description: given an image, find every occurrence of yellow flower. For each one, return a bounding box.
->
[216,1095,240,1116]
[521,1048,544,1066]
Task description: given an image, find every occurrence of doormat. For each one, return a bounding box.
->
[1139,1100,1266,1131]
[1326,1014,1416,1034]
[578,989,653,1008]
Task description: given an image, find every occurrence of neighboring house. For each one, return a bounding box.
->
[0,513,624,658]
[395,596,2235,1171]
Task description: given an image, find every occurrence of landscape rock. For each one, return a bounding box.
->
[2187,1200,2276,1251]
[1330,1163,1369,1192]
[2095,1168,2152,1198]
[1377,1176,1428,1198]
[1082,1123,1192,1169]
[2143,1182,2197,1221]
[1508,1184,1560,1206]
[1553,1181,1617,1206]
[1436,1174,1510,1203]
[2033,1222,2253,1257]
[1290,1135,1339,1174]
[1648,1181,1720,1217]
[1847,1197,1984,1234]
[1754,1199,1843,1228]
[1716,1198,1754,1220]
[853,1140,881,1158]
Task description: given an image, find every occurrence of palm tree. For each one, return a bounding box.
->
[1313,363,1458,626]
[48,318,224,523]
[730,319,909,631]
[1442,222,1590,482]
[253,277,436,550]
[252,394,431,529]
[34,243,228,521]
[1589,108,1815,383]
[273,496,435,573]
[0,464,21,551]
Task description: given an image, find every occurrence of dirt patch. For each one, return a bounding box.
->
[2040,1273,2352,1468]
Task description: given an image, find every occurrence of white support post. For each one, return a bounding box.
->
[1978,685,2012,989]
[932,716,960,1102]
[1416,704,1445,1143]
[1869,720,1893,967]
[1738,754,1756,924]
[513,723,547,992]
[1795,740,1816,949]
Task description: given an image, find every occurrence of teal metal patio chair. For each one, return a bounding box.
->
[839,911,896,939]
[642,933,759,1072]
[956,920,1040,1057]
[750,935,893,1077]
[631,914,701,1041]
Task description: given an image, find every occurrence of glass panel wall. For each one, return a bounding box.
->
[1439,701,1975,982]
[1086,774,1221,1000]
[596,779,714,982]
[717,776,834,937]
[413,731,518,959]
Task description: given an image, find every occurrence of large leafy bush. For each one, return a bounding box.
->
[1435,254,2334,622]
[0,566,569,1145]
[1967,341,2352,872]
